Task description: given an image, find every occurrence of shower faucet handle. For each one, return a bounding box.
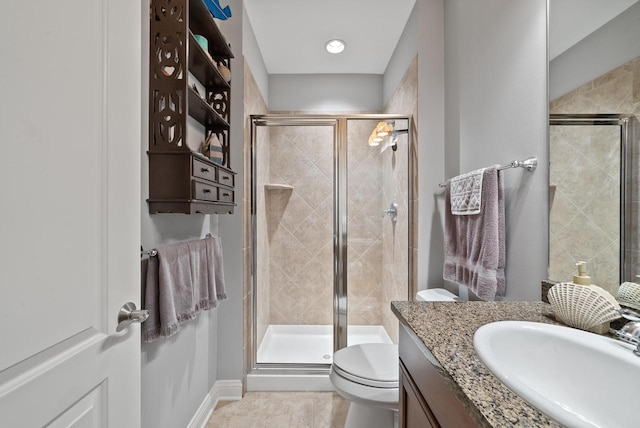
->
[382,202,398,223]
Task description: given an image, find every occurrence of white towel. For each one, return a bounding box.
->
[443,167,505,301]
[449,168,486,215]
[143,237,227,342]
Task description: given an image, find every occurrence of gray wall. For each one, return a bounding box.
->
[383,2,419,107]
[443,0,548,301]
[416,0,447,290]
[216,0,246,381]
[139,0,228,427]
[269,74,384,112]
[550,1,640,100]
[243,6,269,103]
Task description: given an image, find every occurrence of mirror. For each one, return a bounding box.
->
[548,0,640,308]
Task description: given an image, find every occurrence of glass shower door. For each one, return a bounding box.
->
[549,116,627,295]
[252,118,337,365]
[345,118,410,347]
[250,115,413,371]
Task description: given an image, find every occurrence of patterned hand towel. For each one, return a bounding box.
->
[143,237,227,342]
[443,166,505,301]
[449,168,486,215]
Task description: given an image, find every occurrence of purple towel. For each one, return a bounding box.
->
[443,167,505,301]
[143,237,227,342]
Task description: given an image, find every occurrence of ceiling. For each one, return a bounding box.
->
[549,0,638,59]
[244,0,638,74]
[244,0,416,74]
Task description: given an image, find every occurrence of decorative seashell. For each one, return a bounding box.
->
[548,282,621,330]
[218,64,231,83]
[618,282,640,304]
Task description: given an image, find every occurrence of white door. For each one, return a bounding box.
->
[0,0,142,426]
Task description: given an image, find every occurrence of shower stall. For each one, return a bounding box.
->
[249,115,412,383]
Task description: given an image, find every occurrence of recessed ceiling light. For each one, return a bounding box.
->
[325,39,346,54]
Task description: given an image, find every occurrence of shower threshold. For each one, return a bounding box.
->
[256,324,392,365]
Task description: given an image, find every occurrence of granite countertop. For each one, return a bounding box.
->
[391,301,564,427]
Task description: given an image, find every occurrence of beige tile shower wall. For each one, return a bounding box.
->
[244,64,269,350]
[267,125,335,325]
[548,125,620,293]
[346,120,384,326]
[382,58,418,343]
[550,57,640,117]
[550,56,640,293]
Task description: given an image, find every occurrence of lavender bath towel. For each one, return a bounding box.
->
[443,167,505,301]
[143,237,227,342]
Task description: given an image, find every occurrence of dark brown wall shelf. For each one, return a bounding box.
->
[188,86,230,129]
[148,152,235,215]
[188,32,230,90]
[148,0,235,215]
[189,0,234,59]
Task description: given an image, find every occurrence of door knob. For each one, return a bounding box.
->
[116,302,149,332]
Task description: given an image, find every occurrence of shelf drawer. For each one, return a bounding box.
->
[193,180,218,201]
[218,188,234,203]
[218,169,234,187]
[193,157,217,182]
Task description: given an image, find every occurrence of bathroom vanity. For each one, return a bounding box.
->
[392,301,563,427]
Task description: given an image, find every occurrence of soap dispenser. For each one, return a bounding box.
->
[572,261,591,286]
[572,261,611,334]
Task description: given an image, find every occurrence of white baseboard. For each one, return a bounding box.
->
[246,373,334,391]
[186,380,243,428]
[212,379,243,403]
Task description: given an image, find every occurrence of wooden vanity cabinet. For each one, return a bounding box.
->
[400,363,439,428]
[398,324,478,428]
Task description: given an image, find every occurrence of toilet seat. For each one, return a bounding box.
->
[332,343,398,388]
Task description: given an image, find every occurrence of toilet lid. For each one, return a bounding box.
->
[332,343,398,388]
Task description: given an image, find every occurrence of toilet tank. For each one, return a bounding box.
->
[415,288,458,302]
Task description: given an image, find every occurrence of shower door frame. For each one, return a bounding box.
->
[549,114,634,284]
[249,114,413,375]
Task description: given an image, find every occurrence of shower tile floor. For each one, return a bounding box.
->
[206,391,349,428]
[257,325,392,364]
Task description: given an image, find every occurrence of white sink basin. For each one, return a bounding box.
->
[474,321,640,428]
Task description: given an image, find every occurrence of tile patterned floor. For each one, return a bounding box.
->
[206,392,349,428]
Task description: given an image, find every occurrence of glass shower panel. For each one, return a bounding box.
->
[549,124,621,294]
[345,118,410,346]
[254,122,336,365]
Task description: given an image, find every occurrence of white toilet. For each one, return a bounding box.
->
[329,288,458,428]
[415,288,460,302]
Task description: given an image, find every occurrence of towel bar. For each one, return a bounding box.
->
[141,247,158,258]
[438,156,537,188]
[140,234,215,258]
